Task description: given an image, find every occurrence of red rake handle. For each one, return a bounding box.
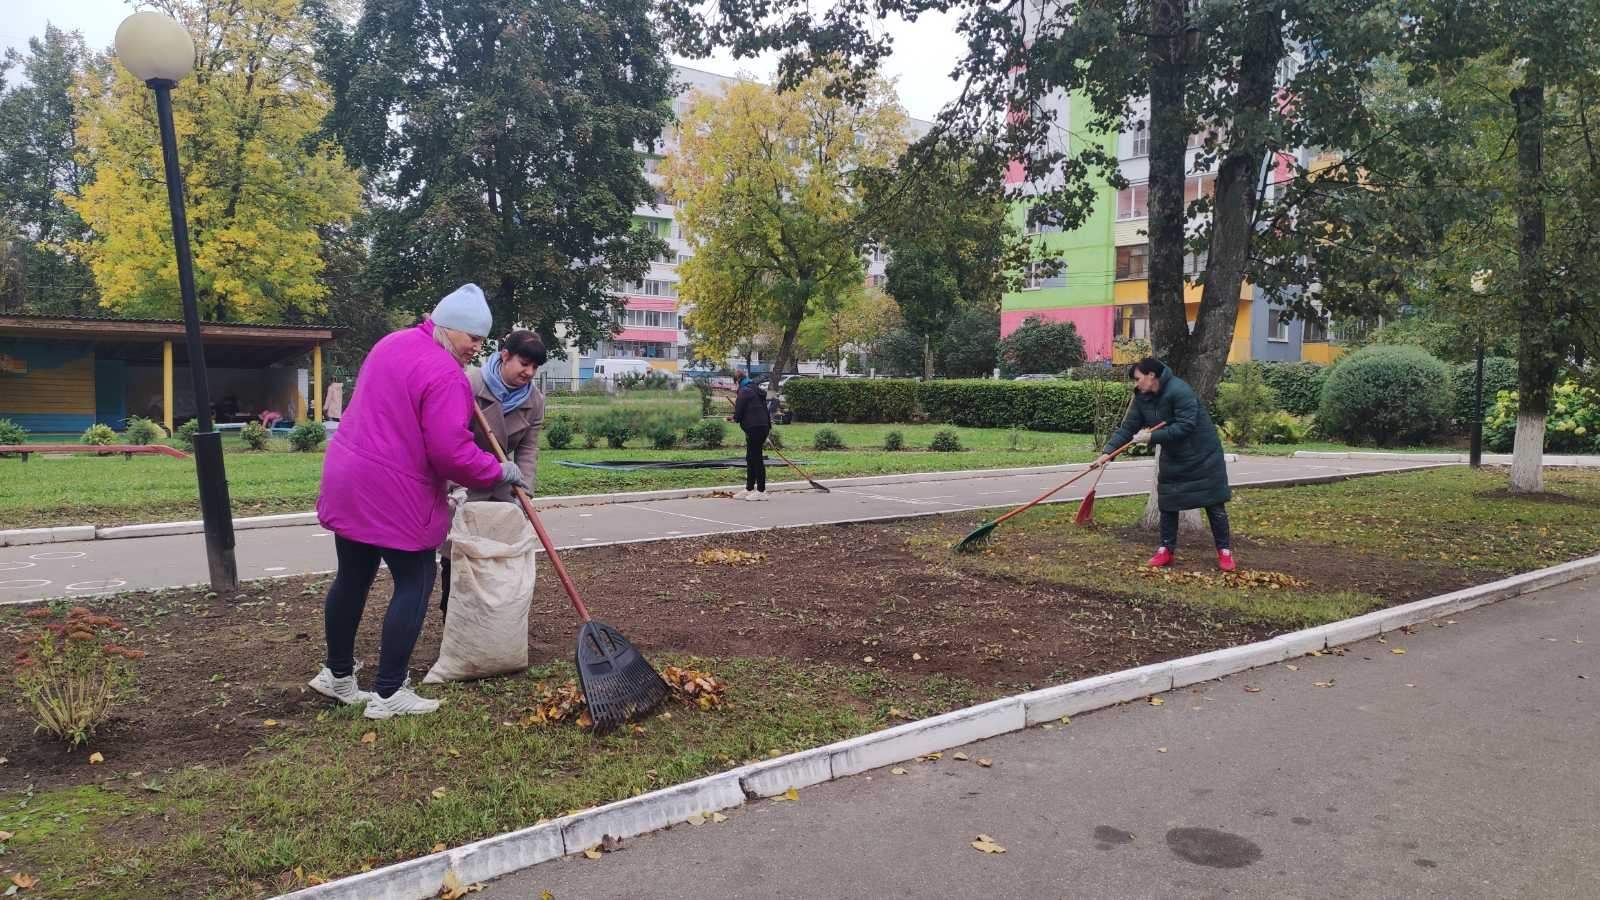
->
[988,422,1166,529]
[471,405,592,623]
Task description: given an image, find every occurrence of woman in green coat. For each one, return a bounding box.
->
[1098,357,1236,571]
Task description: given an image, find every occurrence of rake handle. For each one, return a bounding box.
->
[470,405,591,622]
[988,422,1166,529]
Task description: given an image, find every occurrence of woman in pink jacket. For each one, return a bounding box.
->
[309,284,527,719]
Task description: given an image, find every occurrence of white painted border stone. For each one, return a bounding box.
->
[276,552,1600,900]
[0,525,95,547]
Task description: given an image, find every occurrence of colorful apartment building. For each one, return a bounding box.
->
[1001,96,1339,366]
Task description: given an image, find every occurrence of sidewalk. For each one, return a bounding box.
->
[0,455,1437,604]
[485,574,1600,900]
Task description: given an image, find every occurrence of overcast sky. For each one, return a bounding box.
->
[4,0,969,121]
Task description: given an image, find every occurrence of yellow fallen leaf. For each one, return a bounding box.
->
[891,767,909,775]
[11,872,39,889]
[264,719,279,727]
[711,812,728,823]
[1391,648,1406,655]
[1059,716,1071,725]
[1285,664,1299,671]
[448,748,461,757]
[1157,747,1168,753]
[919,752,942,762]
[431,787,448,799]
[952,752,970,761]
[431,842,447,853]
[1148,697,1164,706]
[971,834,1007,853]
[361,731,377,744]
[769,786,799,802]
[1042,723,1054,730]
[1313,681,1335,688]
[582,847,602,860]
[862,656,874,663]
[1244,686,1263,693]
[88,752,104,765]
[686,813,706,826]
[912,653,923,661]
[0,830,13,841]
[976,758,993,768]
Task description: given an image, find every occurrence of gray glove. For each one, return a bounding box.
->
[499,460,528,491]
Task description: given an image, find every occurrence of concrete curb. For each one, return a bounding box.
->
[274,551,1600,900]
[0,525,96,547]
[1293,450,1600,466]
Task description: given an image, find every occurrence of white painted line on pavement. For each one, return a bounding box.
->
[0,561,37,571]
[978,490,1019,495]
[636,506,752,529]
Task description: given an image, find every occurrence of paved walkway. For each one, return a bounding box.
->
[486,574,1600,900]
[0,456,1432,604]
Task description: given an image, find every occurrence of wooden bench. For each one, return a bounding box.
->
[0,444,192,462]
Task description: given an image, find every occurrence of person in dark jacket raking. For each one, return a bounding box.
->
[1098,357,1236,572]
[729,369,771,501]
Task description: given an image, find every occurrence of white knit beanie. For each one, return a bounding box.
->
[431,283,492,336]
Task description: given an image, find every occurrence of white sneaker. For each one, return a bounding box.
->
[363,686,441,719]
[751,490,769,501]
[732,490,750,500]
[308,665,373,706]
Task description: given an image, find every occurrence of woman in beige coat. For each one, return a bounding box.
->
[440,330,546,615]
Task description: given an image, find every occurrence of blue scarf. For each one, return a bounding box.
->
[482,356,533,416]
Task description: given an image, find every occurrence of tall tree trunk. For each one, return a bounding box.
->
[924,333,934,380]
[1511,81,1553,493]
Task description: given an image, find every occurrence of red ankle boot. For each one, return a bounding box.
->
[1147,547,1174,568]
[1217,549,1236,572]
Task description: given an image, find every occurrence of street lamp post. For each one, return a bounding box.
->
[1469,270,1492,470]
[115,12,238,591]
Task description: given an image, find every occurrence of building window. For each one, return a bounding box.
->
[1183,250,1208,275]
[604,340,677,359]
[1130,123,1150,158]
[1115,304,1150,341]
[643,156,663,175]
[1304,316,1329,343]
[1116,244,1149,281]
[677,253,694,266]
[1267,309,1291,342]
[1184,173,1217,205]
[619,309,679,330]
[1117,183,1149,221]
[627,279,678,298]
[1022,261,1044,291]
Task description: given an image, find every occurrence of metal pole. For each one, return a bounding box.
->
[151,79,238,591]
[1470,328,1485,468]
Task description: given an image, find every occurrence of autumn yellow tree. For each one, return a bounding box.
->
[665,69,908,376]
[68,0,360,322]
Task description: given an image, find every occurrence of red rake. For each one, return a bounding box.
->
[1077,390,1140,526]
[953,422,1164,553]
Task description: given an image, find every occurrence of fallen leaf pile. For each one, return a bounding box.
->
[660,665,728,710]
[1132,566,1307,590]
[439,870,485,898]
[523,681,594,729]
[693,548,767,566]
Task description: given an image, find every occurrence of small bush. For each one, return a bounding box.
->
[1255,362,1327,417]
[81,423,116,446]
[685,419,727,449]
[123,416,162,446]
[1484,381,1600,453]
[240,421,272,451]
[1318,345,1452,446]
[176,419,199,451]
[545,415,576,450]
[1005,428,1023,452]
[14,607,142,746]
[929,429,964,452]
[1215,365,1281,447]
[1257,411,1309,445]
[766,428,784,451]
[288,421,327,452]
[646,422,679,450]
[812,427,846,451]
[883,430,905,452]
[0,418,28,446]
[582,431,600,449]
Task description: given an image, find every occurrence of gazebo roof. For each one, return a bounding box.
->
[0,314,337,367]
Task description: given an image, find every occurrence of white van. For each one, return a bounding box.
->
[591,359,653,379]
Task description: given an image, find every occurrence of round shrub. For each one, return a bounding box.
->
[241,421,272,451]
[883,430,905,452]
[288,421,326,452]
[1317,345,1452,446]
[0,418,27,446]
[1450,356,1518,429]
[582,431,600,449]
[544,415,576,450]
[685,420,727,449]
[81,424,116,446]
[929,429,963,452]
[646,422,679,450]
[176,419,199,451]
[123,416,162,446]
[812,427,846,451]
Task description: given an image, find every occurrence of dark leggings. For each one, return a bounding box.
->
[324,535,437,698]
[744,426,769,492]
[1159,503,1232,552]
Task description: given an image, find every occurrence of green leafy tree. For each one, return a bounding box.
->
[998,316,1086,377]
[315,0,674,349]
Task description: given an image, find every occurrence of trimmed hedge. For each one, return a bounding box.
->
[1257,362,1327,417]
[787,378,1128,433]
[1450,356,1518,428]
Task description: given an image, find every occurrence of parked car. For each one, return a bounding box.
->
[1013,373,1060,382]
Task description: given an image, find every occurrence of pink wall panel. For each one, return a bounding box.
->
[1000,306,1115,362]
[613,327,679,343]
[622,297,678,312]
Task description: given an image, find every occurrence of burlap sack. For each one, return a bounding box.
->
[423,500,536,683]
